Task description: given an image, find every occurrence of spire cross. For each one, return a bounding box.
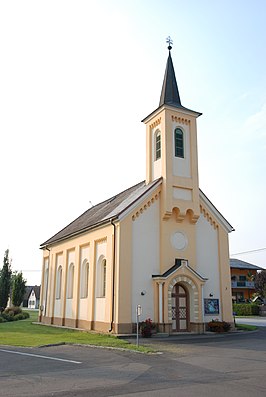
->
[166,36,173,51]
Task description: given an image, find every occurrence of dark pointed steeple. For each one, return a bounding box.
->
[159,40,182,108]
[142,38,202,124]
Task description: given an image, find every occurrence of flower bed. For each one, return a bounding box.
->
[207,320,231,333]
[140,318,156,337]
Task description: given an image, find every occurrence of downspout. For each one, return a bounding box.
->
[39,245,51,321]
[109,219,117,332]
[44,246,50,318]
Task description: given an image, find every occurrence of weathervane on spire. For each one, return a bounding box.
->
[166,36,173,51]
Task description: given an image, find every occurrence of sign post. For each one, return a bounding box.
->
[136,304,142,347]
[233,311,236,328]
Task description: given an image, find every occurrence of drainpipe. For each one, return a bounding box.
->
[39,245,51,321]
[109,219,117,332]
[44,246,50,318]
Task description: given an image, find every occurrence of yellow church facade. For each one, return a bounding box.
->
[39,45,234,334]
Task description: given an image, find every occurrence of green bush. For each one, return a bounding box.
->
[1,312,14,321]
[233,303,259,316]
[14,313,24,321]
[0,309,30,322]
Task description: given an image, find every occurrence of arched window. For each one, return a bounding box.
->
[97,257,107,297]
[155,130,161,160]
[102,259,107,297]
[175,128,184,158]
[80,259,89,298]
[67,263,74,299]
[56,266,62,299]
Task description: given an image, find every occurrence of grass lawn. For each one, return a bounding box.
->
[236,323,258,331]
[0,310,153,353]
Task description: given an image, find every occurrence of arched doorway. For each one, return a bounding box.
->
[171,284,189,332]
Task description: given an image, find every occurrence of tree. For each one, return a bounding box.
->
[12,272,27,307]
[0,249,12,311]
[254,270,266,299]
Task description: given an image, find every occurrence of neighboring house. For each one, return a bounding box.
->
[230,259,263,303]
[39,44,234,334]
[23,286,41,309]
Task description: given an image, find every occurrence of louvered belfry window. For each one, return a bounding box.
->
[175,128,184,158]
[155,130,161,160]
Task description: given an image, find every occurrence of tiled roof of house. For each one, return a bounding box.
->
[33,285,41,300]
[230,258,263,270]
[23,286,32,301]
[41,178,162,247]
[23,285,41,300]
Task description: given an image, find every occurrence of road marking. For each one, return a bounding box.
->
[0,348,82,364]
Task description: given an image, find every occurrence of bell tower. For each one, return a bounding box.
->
[142,38,202,223]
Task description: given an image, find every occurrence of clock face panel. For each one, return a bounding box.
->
[171,231,188,250]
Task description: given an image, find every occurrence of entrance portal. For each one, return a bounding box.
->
[171,284,189,331]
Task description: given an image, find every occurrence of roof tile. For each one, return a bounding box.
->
[41,178,161,247]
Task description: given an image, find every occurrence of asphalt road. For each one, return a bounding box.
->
[235,316,266,327]
[0,328,265,397]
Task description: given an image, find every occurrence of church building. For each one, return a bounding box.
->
[39,43,234,334]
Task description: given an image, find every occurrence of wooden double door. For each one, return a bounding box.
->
[171,284,189,332]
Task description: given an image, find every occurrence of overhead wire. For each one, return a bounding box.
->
[231,247,266,256]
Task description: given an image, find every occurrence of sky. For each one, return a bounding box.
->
[0,0,265,285]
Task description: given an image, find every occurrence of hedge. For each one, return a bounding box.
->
[233,303,259,316]
[0,307,30,322]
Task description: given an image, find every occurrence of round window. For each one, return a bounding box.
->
[171,231,188,250]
